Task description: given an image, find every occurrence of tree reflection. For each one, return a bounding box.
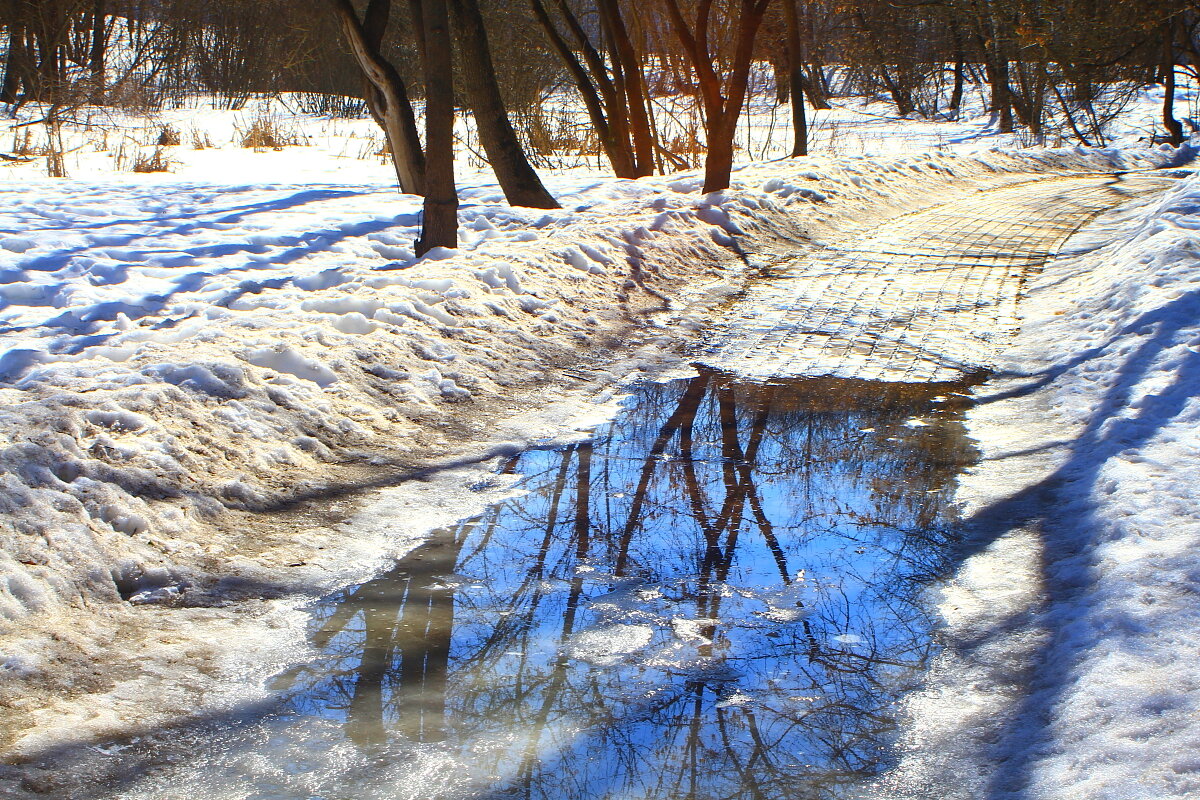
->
[277,369,980,800]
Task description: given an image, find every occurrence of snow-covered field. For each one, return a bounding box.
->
[1,83,1198,798]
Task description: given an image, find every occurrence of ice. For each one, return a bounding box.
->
[568,624,654,666]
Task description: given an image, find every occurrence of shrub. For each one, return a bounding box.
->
[238,115,303,150]
[156,125,181,146]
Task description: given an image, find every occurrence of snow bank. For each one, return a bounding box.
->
[877,164,1200,799]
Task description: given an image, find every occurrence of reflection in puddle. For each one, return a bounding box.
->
[264,370,980,800]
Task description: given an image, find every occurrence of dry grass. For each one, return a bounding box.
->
[237,115,303,150]
[131,147,172,173]
[506,104,599,170]
[190,126,214,150]
[113,141,173,173]
[156,125,181,146]
[11,128,46,157]
[356,132,389,162]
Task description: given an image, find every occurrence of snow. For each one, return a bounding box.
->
[1,82,1199,797]
[4,140,1161,638]
[875,166,1200,800]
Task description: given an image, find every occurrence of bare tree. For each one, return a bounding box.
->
[330,0,426,195]
[658,0,775,192]
[449,0,559,208]
[1162,12,1184,145]
[529,0,658,178]
[782,0,807,156]
[418,0,458,253]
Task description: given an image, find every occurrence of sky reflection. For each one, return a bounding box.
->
[272,370,980,800]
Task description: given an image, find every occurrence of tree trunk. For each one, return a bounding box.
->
[703,115,737,193]
[800,2,830,110]
[984,54,1014,133]
[976,9,1013,133]
[994,58,1013,133]
[449,0,558,208]
[772,53,788,104]
[529,0,639,177]
[1009,59,1036,131]
[598,0,654,176]
[784,0,807,157]
[659,0,771,193]
[416,0,458,255]
[1163,17,1184,145]
[851,8,913,116]
[949,28,964,114]
[802,64,830,109]
[1,22,26,104]
[330,0,426,195]
[553,0,639,173]
[87,0,106,99]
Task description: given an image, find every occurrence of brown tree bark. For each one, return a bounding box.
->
[1,20,27,104]
[1163,17,1184,145]
[949,27,965,115]
[659,0,773,192]
[529,0,637,177]
[800,1,830,110]
[86,0,106,95]
[529,0,644,178]
[783,0,807,157]
[972,9,1013,132]
[448,0,558,208]
[416,0,458,255]
[329,0,426,195]
[992,57,1014,133]
[597,0,654,176]
[851,8,914,116]
[22,0,80,104]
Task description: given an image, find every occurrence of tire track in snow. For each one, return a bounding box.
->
[702,172,1179,382]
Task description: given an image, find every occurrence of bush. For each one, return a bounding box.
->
[238,115,303,149]
[156,125,181,146]
[131,147,173,173]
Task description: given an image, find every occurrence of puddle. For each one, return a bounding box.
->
[85,370,982,800]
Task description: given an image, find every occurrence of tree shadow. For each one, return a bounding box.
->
[949,287,1200,799]
[0,188,426,381]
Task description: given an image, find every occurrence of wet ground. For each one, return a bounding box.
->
[61,369,984,800]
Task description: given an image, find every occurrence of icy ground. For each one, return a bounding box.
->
[0,87,1198,798]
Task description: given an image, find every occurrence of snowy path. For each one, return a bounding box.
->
[703,172,1178,382]
[872,169,1200,800]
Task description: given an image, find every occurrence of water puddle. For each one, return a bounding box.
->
[105,370,982,800]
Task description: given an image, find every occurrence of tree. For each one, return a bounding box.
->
[417,0,458,254]
[448,0,559,208]
[658,0,775,192]
[331,0,558,244]
[782,0,807,156]
[1162,12,1184,145]
[330,0,426,195]
[530,0,658,178]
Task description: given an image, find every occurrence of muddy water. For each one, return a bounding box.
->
[104,370,980,800]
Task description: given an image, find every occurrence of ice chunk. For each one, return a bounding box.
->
[245,346,338,387]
